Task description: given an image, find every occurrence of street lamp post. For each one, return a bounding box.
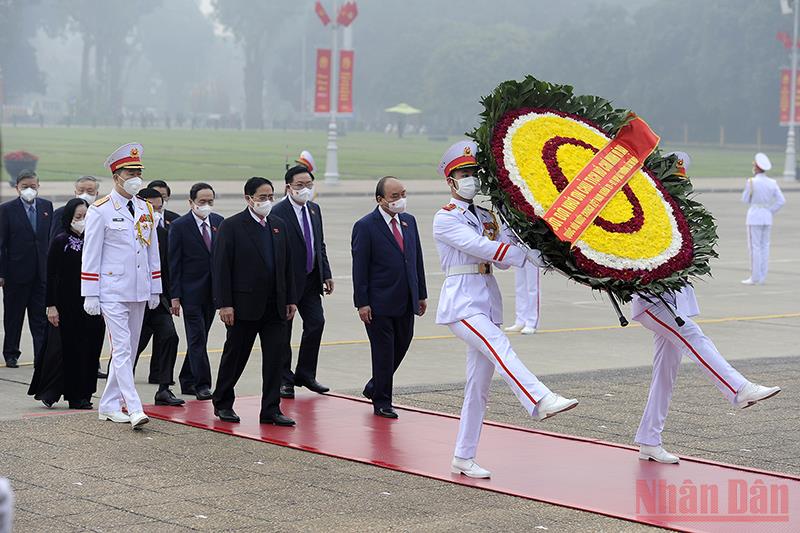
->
[783,0,800,181]
[324,1,340,185]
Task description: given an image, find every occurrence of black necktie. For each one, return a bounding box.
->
[127,200,135,218]
[468,204,478,219]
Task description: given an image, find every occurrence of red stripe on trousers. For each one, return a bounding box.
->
[460,319,538,405]
[644,310,736,394]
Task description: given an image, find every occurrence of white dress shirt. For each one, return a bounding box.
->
[378,205,402,236]
[288,194,315,263]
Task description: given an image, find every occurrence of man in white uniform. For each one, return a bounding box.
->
[633,153,781,464]
[505,263,540,335]
[433,140,578,479]
[81,143,162,429]
[741,152,785,285]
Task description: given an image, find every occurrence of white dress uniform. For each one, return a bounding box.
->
[741,164,785,284]
[81,147,161,417]
[511,262,540,330]
[434,197,554,459]
[630,286,748,447]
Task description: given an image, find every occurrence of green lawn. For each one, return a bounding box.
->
[0,125,786,181]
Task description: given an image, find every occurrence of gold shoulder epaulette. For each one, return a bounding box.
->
[442,203,456,211]
[93,195,110,207]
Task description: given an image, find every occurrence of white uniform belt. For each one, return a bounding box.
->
[750,203,770,209]
[446,263,492,277]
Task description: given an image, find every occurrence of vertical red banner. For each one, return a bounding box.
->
[779,68,800,125]
[337,50,354,115]
[314,49,332,114]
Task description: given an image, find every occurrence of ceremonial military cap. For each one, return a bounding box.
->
[754,152,772,172]
[105,143,144,173]
[438,140,478,177]
[296,150,315,172]
[664,151,691,177]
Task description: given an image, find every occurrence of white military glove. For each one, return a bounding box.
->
[83,296,101,316]
[525,249,546,268]
[148,294,161,310]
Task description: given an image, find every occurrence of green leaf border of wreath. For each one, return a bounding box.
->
[469,75,718,303]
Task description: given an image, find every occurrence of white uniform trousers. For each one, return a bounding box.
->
[513,262,540,328]
[449,314,552,459]
[99,301,146,414]
[633,303,747,446]
[746,225,771,284]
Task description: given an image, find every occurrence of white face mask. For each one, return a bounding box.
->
[453,176,480,200]
[77,192,97,203]
[291,186,314,204]
[192,203,213,218]
[71,219,86,234]
[385,197,407,214]
[120,176,143,196]
[19,187,38,203]
[251,199,272,217]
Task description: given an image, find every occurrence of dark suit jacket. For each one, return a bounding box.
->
[169,211,224,306]
[162,209,180,230]
[0,197,53,283]
[212,209,296,321]
[155,224,171,310]
[49,204,66,243]
[271,197,332,296]
[351,207,427,317]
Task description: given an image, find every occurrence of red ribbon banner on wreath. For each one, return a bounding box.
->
[542,115,660,243]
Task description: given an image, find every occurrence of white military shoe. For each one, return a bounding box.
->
[129,411,150,429]
[533,392,579,421]
[504,323,525,332]
[735,382,781,409]
[451,457,491,479]
[639,445,679,464]
[99,411,130,423]
[740,278,755,285]
[520,326,537,335]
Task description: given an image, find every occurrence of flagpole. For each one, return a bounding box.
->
[783,0,799,181]
[324,1,340,184]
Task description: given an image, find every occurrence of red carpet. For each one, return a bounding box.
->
[146,394,799,532]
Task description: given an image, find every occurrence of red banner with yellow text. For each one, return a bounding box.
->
[779,68,800,126]
[337,50,354,115]
[314,49,332,114]
[543,116,660,243]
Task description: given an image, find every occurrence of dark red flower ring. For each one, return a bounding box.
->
[541,136,643,234]
[490,107,694,281]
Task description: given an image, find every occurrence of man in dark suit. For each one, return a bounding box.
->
[148,179,180,229]
[0,169,53,368]
[272,165,333,399]
[212,177,297,425]
[50,176,101,243]
[132,188,184,406]
[351,176,427,418]
[169,182,223,400]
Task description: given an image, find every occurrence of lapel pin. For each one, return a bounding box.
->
[273,228,280,234]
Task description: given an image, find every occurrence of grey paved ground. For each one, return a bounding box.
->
[1,179,797,531]
[2,356,796,532]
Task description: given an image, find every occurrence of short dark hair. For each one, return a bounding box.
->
[137,187,163,201]
[147,179,171,196]
[375,176,398,200]
[244,177,273,197]
[16,169,37,184]
[61,198,89,232]
[285,164,314,184]
[189,182,215,201]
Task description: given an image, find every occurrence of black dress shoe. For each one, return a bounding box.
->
[260,413,296,426]
[195,388,213,401]
[374,407,399,419]
[214,408,240,423]
[155,389,186,406]
[69,399,93,410]
[296,378,330,394]
[41,399,55,408]
[362,388,373,400]
[97,369,108,379]
[280,384,295,399]
[181,386,197,396]
[6,358,19,368]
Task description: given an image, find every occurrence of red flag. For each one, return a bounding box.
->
[315,1,330,26]
[337,1,358,27]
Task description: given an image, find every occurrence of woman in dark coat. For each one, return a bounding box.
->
[28,198,105,409]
